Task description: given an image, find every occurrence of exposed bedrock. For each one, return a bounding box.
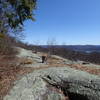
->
[4,67,100,100]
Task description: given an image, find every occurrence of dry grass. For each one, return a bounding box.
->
[0,56,35,100]
[0,54,100,99]
[46,63,100,75]
[68,64,100,75]
[46,56,100,75]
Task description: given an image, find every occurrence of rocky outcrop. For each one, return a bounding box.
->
[15,47,42,63]
[4,67,100,100]
[3,47,100,100]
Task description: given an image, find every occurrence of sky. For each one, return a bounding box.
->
[24,0,100,45]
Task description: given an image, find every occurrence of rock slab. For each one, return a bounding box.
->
[4,67,100,100]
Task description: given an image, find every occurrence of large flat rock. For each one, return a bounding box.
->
[4,67,100,100]
[15,47,42,63]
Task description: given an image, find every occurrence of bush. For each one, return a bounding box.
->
[0,34,17,55]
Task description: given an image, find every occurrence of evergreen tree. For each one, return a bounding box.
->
[0,0,37,31]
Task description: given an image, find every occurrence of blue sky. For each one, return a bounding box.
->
[24,0,100,45]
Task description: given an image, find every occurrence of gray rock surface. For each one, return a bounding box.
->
[5,47,100,100]
[15,47,42,63]
[4,67,100,100]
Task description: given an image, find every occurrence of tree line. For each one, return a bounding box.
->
[46,46,100,64]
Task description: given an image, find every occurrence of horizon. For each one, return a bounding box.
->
[23,0,100,45]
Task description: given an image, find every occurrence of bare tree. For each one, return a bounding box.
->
[47,38,57,55]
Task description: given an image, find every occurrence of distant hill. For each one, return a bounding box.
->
[41,45,100,53]
[62,45,100,53]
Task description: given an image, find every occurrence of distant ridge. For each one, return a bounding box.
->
[41,45,100,53]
